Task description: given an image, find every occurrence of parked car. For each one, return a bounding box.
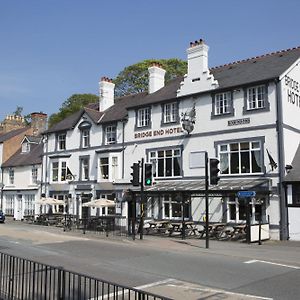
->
[0,210,5,223]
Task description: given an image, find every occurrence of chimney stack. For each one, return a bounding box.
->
[187,39,209,75]
[177,39,218,97]
[31,112,47,136]
[99,77,115,112]
[148,63,166,94]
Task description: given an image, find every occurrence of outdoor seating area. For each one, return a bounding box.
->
[33,213,65,227]
[144,220,247,241]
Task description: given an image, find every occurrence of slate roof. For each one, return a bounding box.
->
[2,143,43,167]
[284,143,300,182]
[0,127,29,143]
[45,46,300,133]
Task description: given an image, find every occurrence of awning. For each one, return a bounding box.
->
[144,178,270,195]
[35,197,65,205]
[82,198,115,208]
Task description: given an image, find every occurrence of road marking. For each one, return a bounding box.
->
[166,284,273,300]
[244,259,300,270]
[89,278,174,300]
[133,278,175,289]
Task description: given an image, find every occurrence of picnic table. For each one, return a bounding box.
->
[168,221,198,236]
[145,220,170,235]
[199,223,226,239]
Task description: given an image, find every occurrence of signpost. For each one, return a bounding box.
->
[237,191,256,198]
[237,191,256,244]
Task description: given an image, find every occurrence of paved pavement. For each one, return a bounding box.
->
[1,219,300,299]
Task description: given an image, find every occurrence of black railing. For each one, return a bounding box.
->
[0,252,172,300]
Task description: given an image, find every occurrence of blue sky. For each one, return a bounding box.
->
[1,0,300,121]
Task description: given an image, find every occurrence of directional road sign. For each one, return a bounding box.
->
[237,191,256,198]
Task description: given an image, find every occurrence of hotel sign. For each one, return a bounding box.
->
[228,118,250,126]
[285,75,300,107]
[134,126,183,139]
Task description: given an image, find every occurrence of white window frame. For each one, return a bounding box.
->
[5,195,14,215]
[99,157,109,180]
[149,148,182,178]
[162,195,189,220]
[215,92,230,115]
[111,156,118,181]
[22,142,30,153]
[137,108,150,127]
[105,125,116,145]
[31,166,38,184]
[81,158,89,181]
[51,161,68,182]
[82,129,90,148]
[24,194,35,216]
[164,102,177,123]
[57,133,66,150]
[52,162,59,182]
[247,85,265,110]
[9,168,14,185]
[219,141,263,175]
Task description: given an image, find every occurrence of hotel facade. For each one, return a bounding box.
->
[2,40,300,241]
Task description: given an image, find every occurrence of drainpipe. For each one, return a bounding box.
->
[44,135,49,197]
[122,120,125,179]
[275,78,289,240]
[0,169,3,210]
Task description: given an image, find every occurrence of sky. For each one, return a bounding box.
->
[1,0,300,121]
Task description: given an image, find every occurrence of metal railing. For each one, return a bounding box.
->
[0,252,172,300]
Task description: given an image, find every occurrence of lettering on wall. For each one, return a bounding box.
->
[134,127,183,139]
[228,118,250,126]
[285,75,300,107]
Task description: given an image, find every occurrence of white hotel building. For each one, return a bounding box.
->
[37,40,300,240]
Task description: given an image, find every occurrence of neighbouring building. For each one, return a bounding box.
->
[0,113,47,220]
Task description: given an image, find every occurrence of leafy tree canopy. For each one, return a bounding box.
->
[48,94,98,128]
[114,58,187,97]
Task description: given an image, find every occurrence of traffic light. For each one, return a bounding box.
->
[130,163,140,186]
[209,158,220,185]
[144,163,153,186]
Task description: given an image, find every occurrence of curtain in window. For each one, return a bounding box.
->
[220,153,229,174]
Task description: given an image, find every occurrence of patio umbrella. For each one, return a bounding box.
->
[82,198,115,208]
[35,197,65,205]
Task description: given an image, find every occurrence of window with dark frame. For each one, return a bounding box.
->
[246,85,266,110]
[292,184,300,205]
[219,141,262,175]
[215,92,230,115]
[149,148,181,178]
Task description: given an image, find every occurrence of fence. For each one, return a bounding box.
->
[0,252,171,300]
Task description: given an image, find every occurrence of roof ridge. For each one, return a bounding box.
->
[211,46,300,70]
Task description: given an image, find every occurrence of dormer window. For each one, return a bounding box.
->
[79,121,92,148]
[22,142,30,153]
[137,107,151,128]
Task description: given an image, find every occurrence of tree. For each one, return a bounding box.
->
[13,106,23,116]
[48,94,98,128]
[114,58,187,97]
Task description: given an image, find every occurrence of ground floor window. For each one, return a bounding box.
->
[52,194,68,213]
[5,195,14,215]
[24,194,35,216]
[162,195,189,219]
[227,196,266,223]
[292,184,300,205]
